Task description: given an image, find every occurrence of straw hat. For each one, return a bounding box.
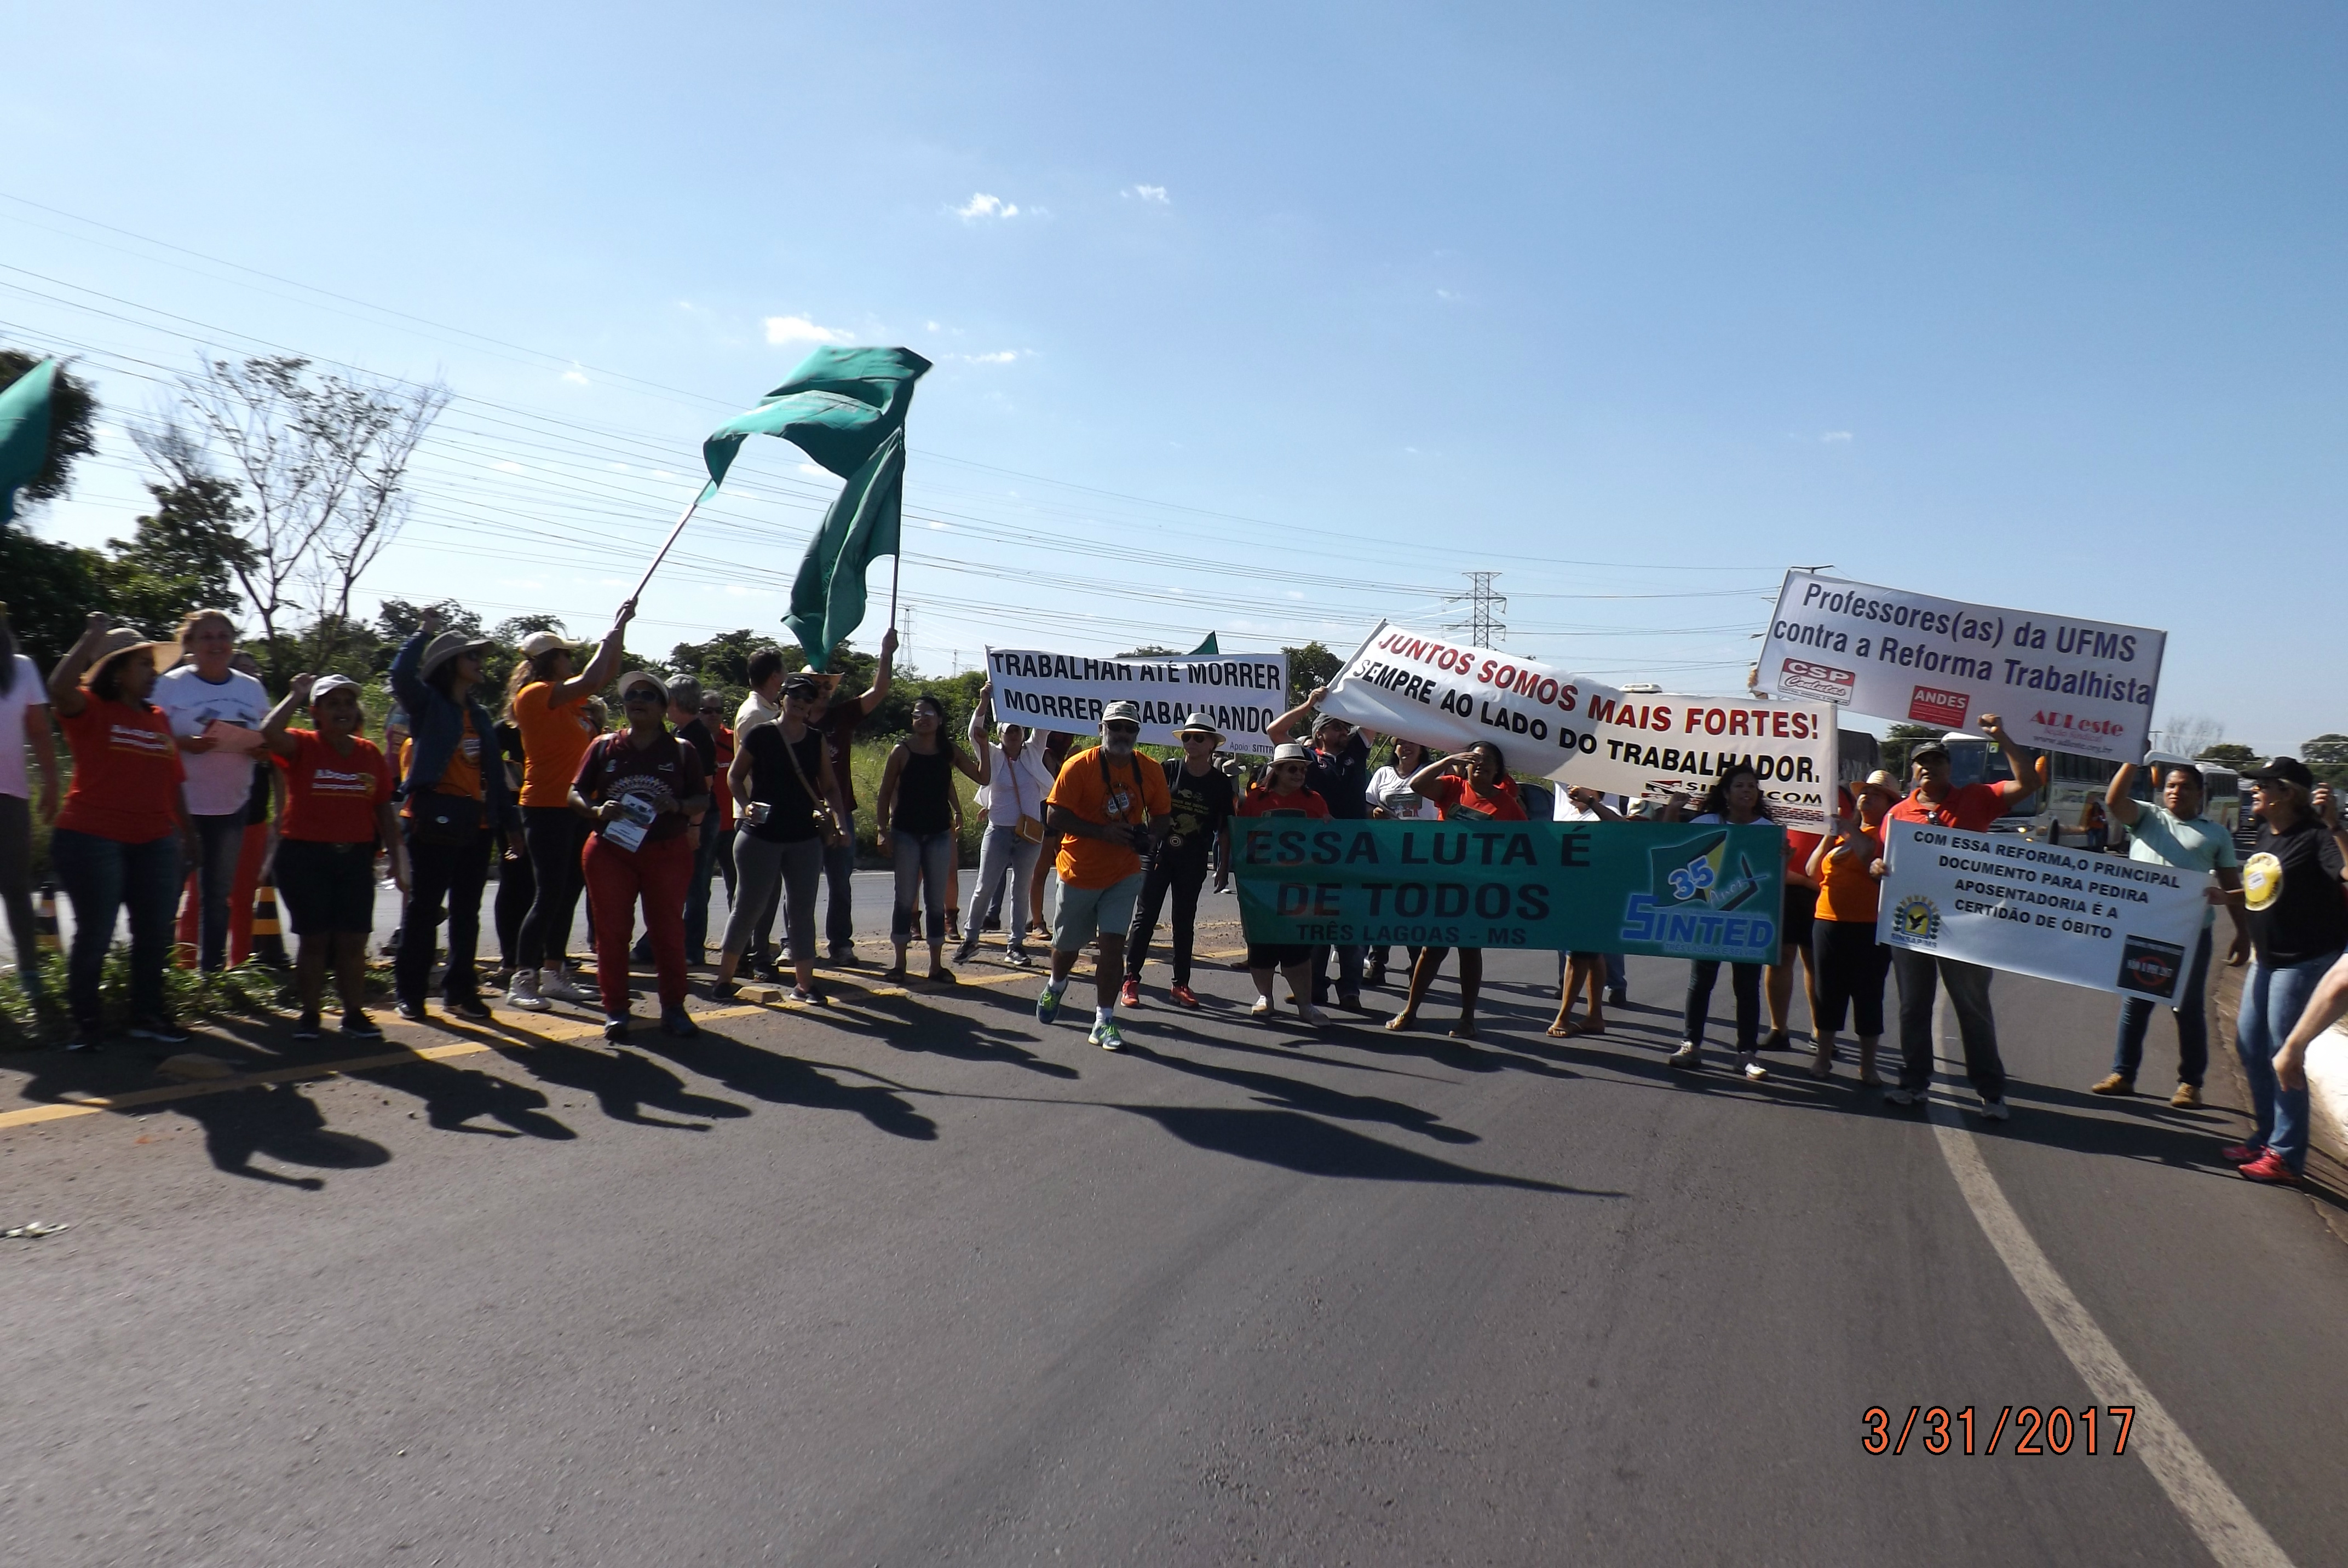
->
[88,627,179,686]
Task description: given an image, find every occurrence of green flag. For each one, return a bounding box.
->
[1189,632,1220,656]
[0,359,59,528]
[701,347,930,670]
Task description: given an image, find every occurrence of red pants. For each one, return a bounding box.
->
[175,822,269,968]
[582,831,690,1017]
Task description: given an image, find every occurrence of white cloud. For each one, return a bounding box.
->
[607,462,630,471]
[924,320,942,332]
[928,520,948,531]
[492,460,525,473]
[953,192,1020,220]
[1435,288,1460,302]
[561,364,590,386]
[1125,184,1170,204]
[960,350,1020,365]
[765,314,855,346]
[1820,430,1854,444]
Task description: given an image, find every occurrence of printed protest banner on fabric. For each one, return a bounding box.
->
[1234,818,1786,962]
[1317,621,1838,831]
[985,647,1290,749]
[1875,820,2206,998]
[1758,570,2166,760]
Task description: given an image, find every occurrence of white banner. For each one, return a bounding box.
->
[1759,570,2165,760]
[1876,819,2206,998]
[1319,621,1840,831]
[985,647,1290,750]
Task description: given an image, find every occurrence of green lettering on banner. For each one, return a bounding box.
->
[1233,821,1785,961]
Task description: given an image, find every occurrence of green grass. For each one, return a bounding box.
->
[0,949,308,1052]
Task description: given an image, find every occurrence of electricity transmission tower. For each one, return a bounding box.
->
[1446,572,1507,646]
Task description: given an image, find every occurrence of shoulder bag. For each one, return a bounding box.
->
[779,726,847,849]
[1007,745,1045,844]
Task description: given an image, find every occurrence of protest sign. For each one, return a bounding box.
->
[1234,817,1786,962]
[1317,621,1839,831]
[1875,820,2207,998]
[985,647,1290,749]
[1758,571,2165,760]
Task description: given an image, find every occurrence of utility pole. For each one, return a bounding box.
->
[1445,572,1507,647]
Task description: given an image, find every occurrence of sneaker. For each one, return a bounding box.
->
[1090,1017,1126,1052]
[341,1012,385,1040]
[2171,1083,2202,1109]
[660,1006,699,1039]
[1170,984,1200,1010]
[127,1017,191,1045]
[64,1032,100,1053]
[1337,989,1362,1012]
[1882,1086,1918,1107]
[292,1013,324,1040]
[395,999,426,1023]
[602,1014,630,1041]
[1037,986,1065,1025]
[2088,1073,2134,1097]
[1763,1029,1792,1052]
[1739,1052,1769,1081]
[1004,948,1035,970]
[1605,987,1629,1008]
[2220,1142,2264,1164]
[1250,996,1275,1020]
[1365,964,1386,989]
[507,971,551,1012]
[445,996,493,1023]
[1296,1001,1330,1028]
[709,979,742,1002]
[1119,977,1142,1009]
[1667,1042,1701,1070]
[828,948,859,967]
[927,966,956,986]
[1976,1097,2011,1122]
[541,967,593,1005]
[953,939,980,966]
[2240,1150,2299,1184]
[789,985,820,1005]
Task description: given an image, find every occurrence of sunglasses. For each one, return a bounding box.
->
[623,689,665,705]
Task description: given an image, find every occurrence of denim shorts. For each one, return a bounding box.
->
[1051,871,1146,951]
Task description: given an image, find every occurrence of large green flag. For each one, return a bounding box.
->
[0,359,59,528]
[701,346,931,671]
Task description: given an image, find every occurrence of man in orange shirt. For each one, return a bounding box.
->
[1038,701,1171,1050]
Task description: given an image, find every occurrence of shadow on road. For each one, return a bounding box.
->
[1114,1103,1617,1195]
[355,1057,577,1141]
[831,989,1082,1080]
[171,1082,392,1189]
[489,1037,751,1131]
[636,1025,939,1141]
[1124,1040,1480,1145]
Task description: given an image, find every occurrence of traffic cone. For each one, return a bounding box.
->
[33,881,60,953]
[250,882,291,968]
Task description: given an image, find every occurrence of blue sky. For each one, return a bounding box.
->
[3,2,2341,750]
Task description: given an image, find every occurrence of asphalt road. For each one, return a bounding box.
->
[4,878,2347,1566]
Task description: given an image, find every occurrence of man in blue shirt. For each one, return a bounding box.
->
[2091,761,2246,1107]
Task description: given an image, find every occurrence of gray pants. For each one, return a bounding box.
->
[968,823,1040,953]
[1892,950,2004,1100]
[891,828,956,945]
[725,831,825,961]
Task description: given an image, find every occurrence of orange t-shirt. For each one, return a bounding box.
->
[398,711,485,816]
[56,696,185,842]
[513,681,599,809]
[1812,827,1885,924]
[274,729,395,844]
[1046,745,1173,889]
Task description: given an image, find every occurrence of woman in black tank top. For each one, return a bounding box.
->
[876,694,989,982]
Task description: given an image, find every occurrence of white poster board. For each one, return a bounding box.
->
[985,647,1289,750]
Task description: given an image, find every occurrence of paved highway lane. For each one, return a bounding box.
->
[4,884,2346,1565]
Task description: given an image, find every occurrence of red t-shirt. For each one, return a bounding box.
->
[573,730,707,845]
[1238,783,1331,820]
[1419,774,1528,822]
[1888,781,2025,833]
[56,697,185,842]
[711,723,736,829]
[273,729,394,844]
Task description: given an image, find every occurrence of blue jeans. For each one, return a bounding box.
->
[1892,951,2004,1100]
[189,811,248,972]
[682,819,724,960]
[50,827,182,1033]
[2235,950,2338,1172]
[891,828,956,945]
[2112,926,2213,1086]
[1684,960,1762,1050]
[825,811,859,954]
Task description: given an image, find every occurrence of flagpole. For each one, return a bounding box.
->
[888,549,901,630]
[626,489,705,604]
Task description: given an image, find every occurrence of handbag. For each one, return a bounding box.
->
[1006,747,1045,844]
[780,727,847,848]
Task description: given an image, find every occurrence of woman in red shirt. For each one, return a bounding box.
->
[1237,742,1332,1030]
[262,673,405,1039]
[1386,740,1524,1039]
[44,613,194,1051]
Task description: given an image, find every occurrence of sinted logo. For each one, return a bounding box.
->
[1889,893,1941,948]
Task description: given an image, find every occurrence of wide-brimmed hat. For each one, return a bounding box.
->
[419,630,493,680]
[87,627,179,686]
[519,630,579,660]
[616,669,667,702]
[1861,769,1901,797]
[308,674,363,706]
[1270,742,1313,766]
[1174,711,1224,741]
[1101,700,1143,727]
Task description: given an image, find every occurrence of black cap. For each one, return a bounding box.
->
[2246,756,2316,789]
[1909,741,1952,765]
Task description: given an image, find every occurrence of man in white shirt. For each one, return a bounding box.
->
[957,681,1055,969]
[149,610,270,972]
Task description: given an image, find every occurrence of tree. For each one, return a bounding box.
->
[1880,722,1942,779]
[2198,742,2259,770]
[2301,734,2348,768]
[668,628,769,693]
[90,475,257,637]
[1118,644,1179,659]
[148,355,448,684]
[0,529,103,669]
[2155,713,2225,760]
[493,613,566,644]
[1282,641,1341,705]
[0,350,98,508]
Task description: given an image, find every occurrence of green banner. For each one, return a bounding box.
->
[1234,819,1786,962]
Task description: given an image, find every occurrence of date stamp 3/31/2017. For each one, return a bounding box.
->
[1863,1405,2134,1456]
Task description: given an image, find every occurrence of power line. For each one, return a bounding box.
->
[1446,572,1507,647]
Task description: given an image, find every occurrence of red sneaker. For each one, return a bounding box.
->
[2239,1150,2300,1184]
[1118,977,1142,1010]
[2220,1143,2264,1165]
[1170,984,1200,1010]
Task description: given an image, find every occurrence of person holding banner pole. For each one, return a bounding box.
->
[1805,771,1899,1083]
[957,691,1051,970]
[1238,742,1331,1030]
[807,627,899,965]
[1879,717,2039,1116]
[2090,761,2245,1108]
[1037,702,1171,1051]
[1664,765,1775,1081]
[1268,687,1375,1010]
[2215,759,2347,1184]
[1386,741,1524,1040]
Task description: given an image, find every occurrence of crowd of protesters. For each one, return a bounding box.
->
[7,601,2344,1187]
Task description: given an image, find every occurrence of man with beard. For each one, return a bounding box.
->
[1037,701,1171,1051]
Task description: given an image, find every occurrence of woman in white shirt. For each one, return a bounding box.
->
[1362,738,1437,987]
[955,684,1056,969]
[0,610,57,998]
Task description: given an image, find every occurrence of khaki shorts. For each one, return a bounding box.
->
[1052,871,1146,952]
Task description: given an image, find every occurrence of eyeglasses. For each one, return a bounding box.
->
[623,690,664,705]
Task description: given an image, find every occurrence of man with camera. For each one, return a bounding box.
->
[1037,701,1172,1051]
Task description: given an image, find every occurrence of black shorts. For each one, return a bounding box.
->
[1780,884,1818,953]
[1248,942,1313,968]
[274,838,378,936]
